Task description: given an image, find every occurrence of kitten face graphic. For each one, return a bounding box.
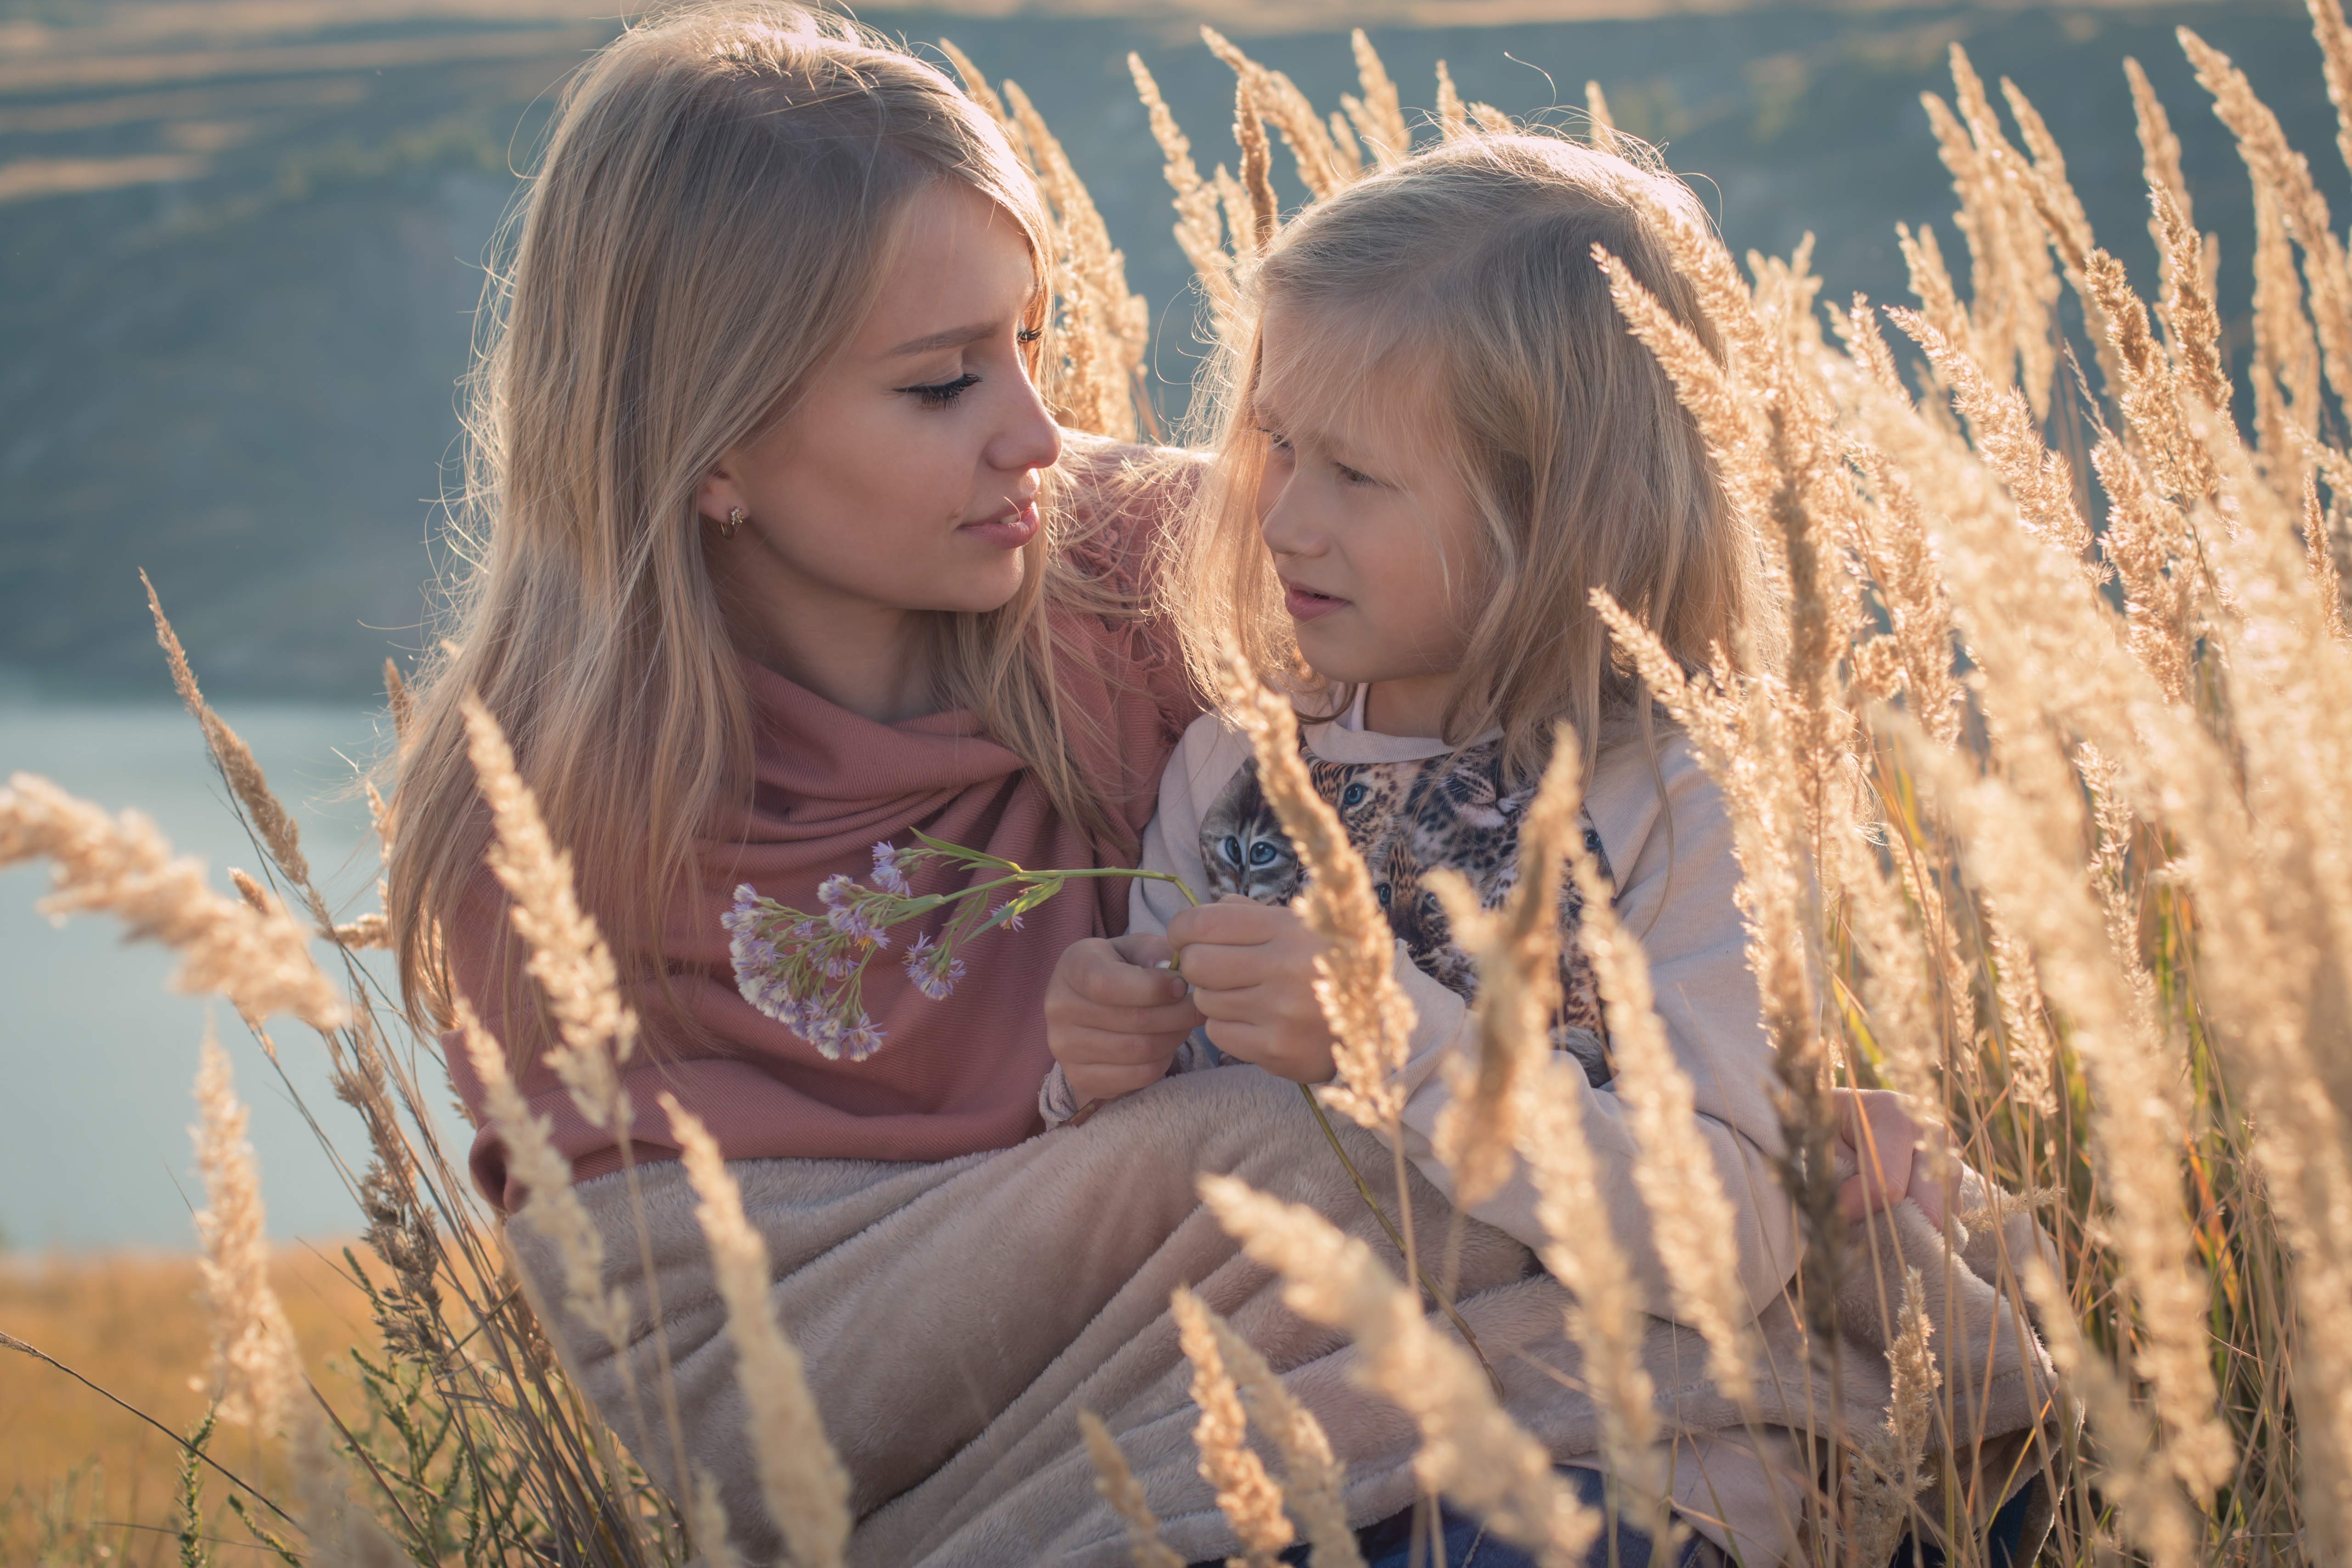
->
[1199,778,1304,903]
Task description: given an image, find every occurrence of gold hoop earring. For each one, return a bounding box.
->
[721,506,746,540]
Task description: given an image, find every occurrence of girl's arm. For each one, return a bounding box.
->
[1391,731,1799,1322]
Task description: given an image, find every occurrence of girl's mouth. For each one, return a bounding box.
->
[1283,580,1350,621]
[959,498,1040,549]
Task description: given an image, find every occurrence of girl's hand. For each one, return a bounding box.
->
[1045,932,1203,1105]
[1831,1087,1954,1227]
[1163,896,1338,1085]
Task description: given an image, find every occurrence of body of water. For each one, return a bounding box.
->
[0,700,472,1250]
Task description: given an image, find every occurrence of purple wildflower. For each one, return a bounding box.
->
[992,902,1026,932]
[871,841,911,897]
[841,1014,887,1061]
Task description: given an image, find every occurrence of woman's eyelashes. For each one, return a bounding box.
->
[896,371,982,407]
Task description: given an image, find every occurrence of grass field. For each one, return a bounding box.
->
[1,1246,383,1566]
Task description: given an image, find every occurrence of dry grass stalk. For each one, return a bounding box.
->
[1896,221,1977,383]
[458,693,637,1123]
[1980,895,2059,1119]
[1425,736,1582,1208]
[2308,473,2351,639]
[0,772,346,1027]
[1211,651,1416,1133]
[1201,1311,1364,1568]
[1564,838,1756,1405]
[451,995,630,1351]
[1843,1266,1940,1568]
[1199,1176,1600,1566]
[662,1093,852,1568]
[2125,56,2194,249]
[191,1025,302,1432]
[1079,1410,1187,1568]
[2185,27,2352,413]
[1201,28,1350,199]
[383,657,415,750]
[1847,436,1966,744]
[1002,77,1149,443]
[1887,307,2094,565]
[2252,179,2324,472]
[2308,0,2352,188]
[1343,29,1408,168]
[1466,101,1514,135]
[1234,79,1278,255]
[1584,79,1619,154]
[2088,431,2199,700]
[1820,795,1945,1109]
[1435,60,1466,141]
[2083,247,2222,507]
[1515,1059,1664,1538]
[689,1469,746,1568]
[1171,1289,1295,1567]
[1130,53,1236,313]
[142,575,315,902]
[2023,1261,2198,1568]
[1889,713,2231,1502]
[2152,184,2229,409]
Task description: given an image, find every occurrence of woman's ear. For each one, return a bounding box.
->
[695,461,742,527]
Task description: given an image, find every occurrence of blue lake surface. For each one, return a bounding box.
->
[0,702,473,1251]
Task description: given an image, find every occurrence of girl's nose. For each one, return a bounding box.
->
[1258,480,1322,559]
[987,372,1063,475]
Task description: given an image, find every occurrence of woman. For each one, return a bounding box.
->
[387,7,2050,1565]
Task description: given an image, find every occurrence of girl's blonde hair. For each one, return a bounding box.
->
[1169,132,1755,784]
[389,3,1121,1042]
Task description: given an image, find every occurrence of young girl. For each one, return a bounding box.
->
[1042,135,2009,1566]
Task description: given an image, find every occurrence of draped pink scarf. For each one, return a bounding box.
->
[444,475,1199,1211]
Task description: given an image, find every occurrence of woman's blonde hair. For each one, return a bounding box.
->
[1168,132,1755,784]
[388,2,1122,1040]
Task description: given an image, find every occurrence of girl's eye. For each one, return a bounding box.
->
[898,372,981,407]
[1336,462,1376,486]
[1260,427,1293,454]
[1017,327,1043,345]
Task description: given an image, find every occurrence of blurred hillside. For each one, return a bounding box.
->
[0,0,2339,701]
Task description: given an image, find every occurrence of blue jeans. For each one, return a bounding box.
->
[1193,1467,1699,1568]
[1191,1468,2050,1568]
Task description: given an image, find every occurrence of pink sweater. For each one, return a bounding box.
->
[444,462,1199,1211]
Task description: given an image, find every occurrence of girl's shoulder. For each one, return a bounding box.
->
[1584,724,1734,898]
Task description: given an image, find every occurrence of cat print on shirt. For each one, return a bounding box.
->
[1199,735,1616,1086]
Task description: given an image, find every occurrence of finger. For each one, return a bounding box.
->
[1109,930,1178,969]
[1202,1018,1282,1064]
[1166,899,1283,948]
[1055,1026,1194,1068]
[1168,941,1285,994]
[1074,952,1193,1009]
[1062,998,1205,1038]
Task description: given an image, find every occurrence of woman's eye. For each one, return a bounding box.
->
[898,372,981,407]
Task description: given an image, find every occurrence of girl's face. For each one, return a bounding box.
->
[1252,308,1487,736]
[697,181,1061,672]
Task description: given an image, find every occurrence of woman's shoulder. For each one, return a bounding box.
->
[1051,436,1204,581]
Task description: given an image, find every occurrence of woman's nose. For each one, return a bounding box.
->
[988,373,1063,475]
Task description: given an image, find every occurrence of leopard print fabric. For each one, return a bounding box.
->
[1199,735,1616,1086]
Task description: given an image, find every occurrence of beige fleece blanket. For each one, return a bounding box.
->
[509,1065,2058,1568]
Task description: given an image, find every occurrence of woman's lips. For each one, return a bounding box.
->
[958,497,1040,549]
[1283,581,1350,621]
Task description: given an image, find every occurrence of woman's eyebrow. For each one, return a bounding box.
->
[886,320,1002,357]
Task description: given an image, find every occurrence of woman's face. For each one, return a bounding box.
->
[697,181,1061,666]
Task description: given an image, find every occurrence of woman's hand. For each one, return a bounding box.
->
[1832,1087,1954,1227]
[1163,896,1338,1085]
[1045,932,1203,1105]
